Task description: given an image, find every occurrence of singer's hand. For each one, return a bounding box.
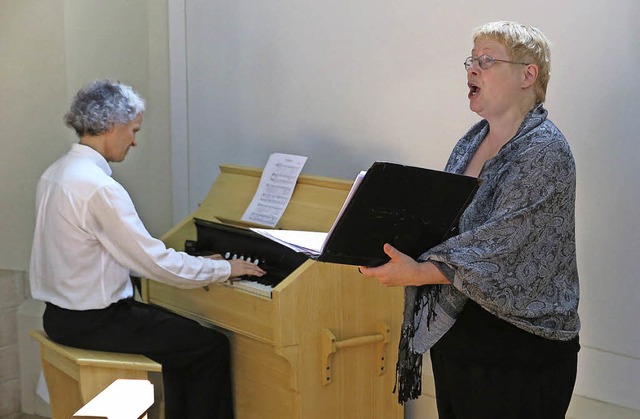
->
[359,244,449,287]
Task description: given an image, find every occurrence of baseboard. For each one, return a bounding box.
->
[574,344,640,411]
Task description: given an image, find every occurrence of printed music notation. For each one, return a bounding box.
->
[241,153,308,227]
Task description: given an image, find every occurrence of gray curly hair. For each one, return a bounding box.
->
[64,80,146,137]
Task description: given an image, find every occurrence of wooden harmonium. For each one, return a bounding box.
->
[185,218,308,297]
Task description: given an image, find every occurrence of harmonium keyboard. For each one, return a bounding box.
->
[184,217,308,298]
[141,164,404,419]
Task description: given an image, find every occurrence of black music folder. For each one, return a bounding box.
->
[252,161,481,267]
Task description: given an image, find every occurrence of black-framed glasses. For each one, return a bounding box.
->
[464,55,530,70]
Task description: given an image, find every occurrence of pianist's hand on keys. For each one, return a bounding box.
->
[203,254,266,280]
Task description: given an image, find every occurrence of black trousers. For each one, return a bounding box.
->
[43,299,234,419]
[430,348,577,419]
[429,301,578,419]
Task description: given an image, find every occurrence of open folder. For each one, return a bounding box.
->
[251,161,481,267]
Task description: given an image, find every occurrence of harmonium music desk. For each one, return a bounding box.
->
[141,164,404,419]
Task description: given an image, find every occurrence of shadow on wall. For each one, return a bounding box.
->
[259,130,404,182]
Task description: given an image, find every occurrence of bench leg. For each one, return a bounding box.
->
[39,348,152,419]
[78,366,151,402]
[40,354,85,419]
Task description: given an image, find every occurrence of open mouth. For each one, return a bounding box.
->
[468,82,479,96]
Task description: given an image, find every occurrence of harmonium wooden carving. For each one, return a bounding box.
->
[141,164,404,419]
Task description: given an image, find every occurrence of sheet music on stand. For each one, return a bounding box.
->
[241,153,308,227]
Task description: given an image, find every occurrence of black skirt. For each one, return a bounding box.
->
[429,300,579,419]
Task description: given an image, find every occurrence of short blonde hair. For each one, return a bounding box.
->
[473,21,551,103]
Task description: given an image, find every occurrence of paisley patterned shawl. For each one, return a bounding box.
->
[395,103,580,403]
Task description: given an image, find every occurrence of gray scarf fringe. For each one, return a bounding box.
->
[394,284,441,404]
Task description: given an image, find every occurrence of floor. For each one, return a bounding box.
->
[7,397,640,419]
[566,396,640,419]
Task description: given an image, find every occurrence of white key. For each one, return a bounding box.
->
[228,280,272,298]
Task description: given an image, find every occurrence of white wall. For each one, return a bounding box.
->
[61,0,173,240]
[0,0,173,270]
[171,0,640,412]
[0,0,69,271]
[1,0,638,414]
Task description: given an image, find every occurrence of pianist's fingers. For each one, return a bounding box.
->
[228,259,266,279]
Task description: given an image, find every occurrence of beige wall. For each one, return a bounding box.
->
[2,0,639,417]
[0,0,172,271]
[0,1,171,416]
[176,0,640,413]
[0,0,68,271]
[0,270,29,417]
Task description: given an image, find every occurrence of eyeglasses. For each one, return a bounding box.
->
[464,55,530,70]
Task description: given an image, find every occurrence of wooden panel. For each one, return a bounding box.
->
[192,164,351,231]
[42,345,81,382]
[32,331,161,372]
[148,281,275,343]
[77,367,150,403]
[40,357,84,419]
[231,334,299,418]
[274,262,404,419]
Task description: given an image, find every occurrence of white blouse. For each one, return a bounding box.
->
[29,144,230,310]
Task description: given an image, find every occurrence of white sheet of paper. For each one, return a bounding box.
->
[249,169,366,256]
[251,229,328,255]
[241,153,308,227]
[325,170,366,239]
[36,371,50,403]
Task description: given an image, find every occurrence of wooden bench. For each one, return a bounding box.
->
[30,330,162,419]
